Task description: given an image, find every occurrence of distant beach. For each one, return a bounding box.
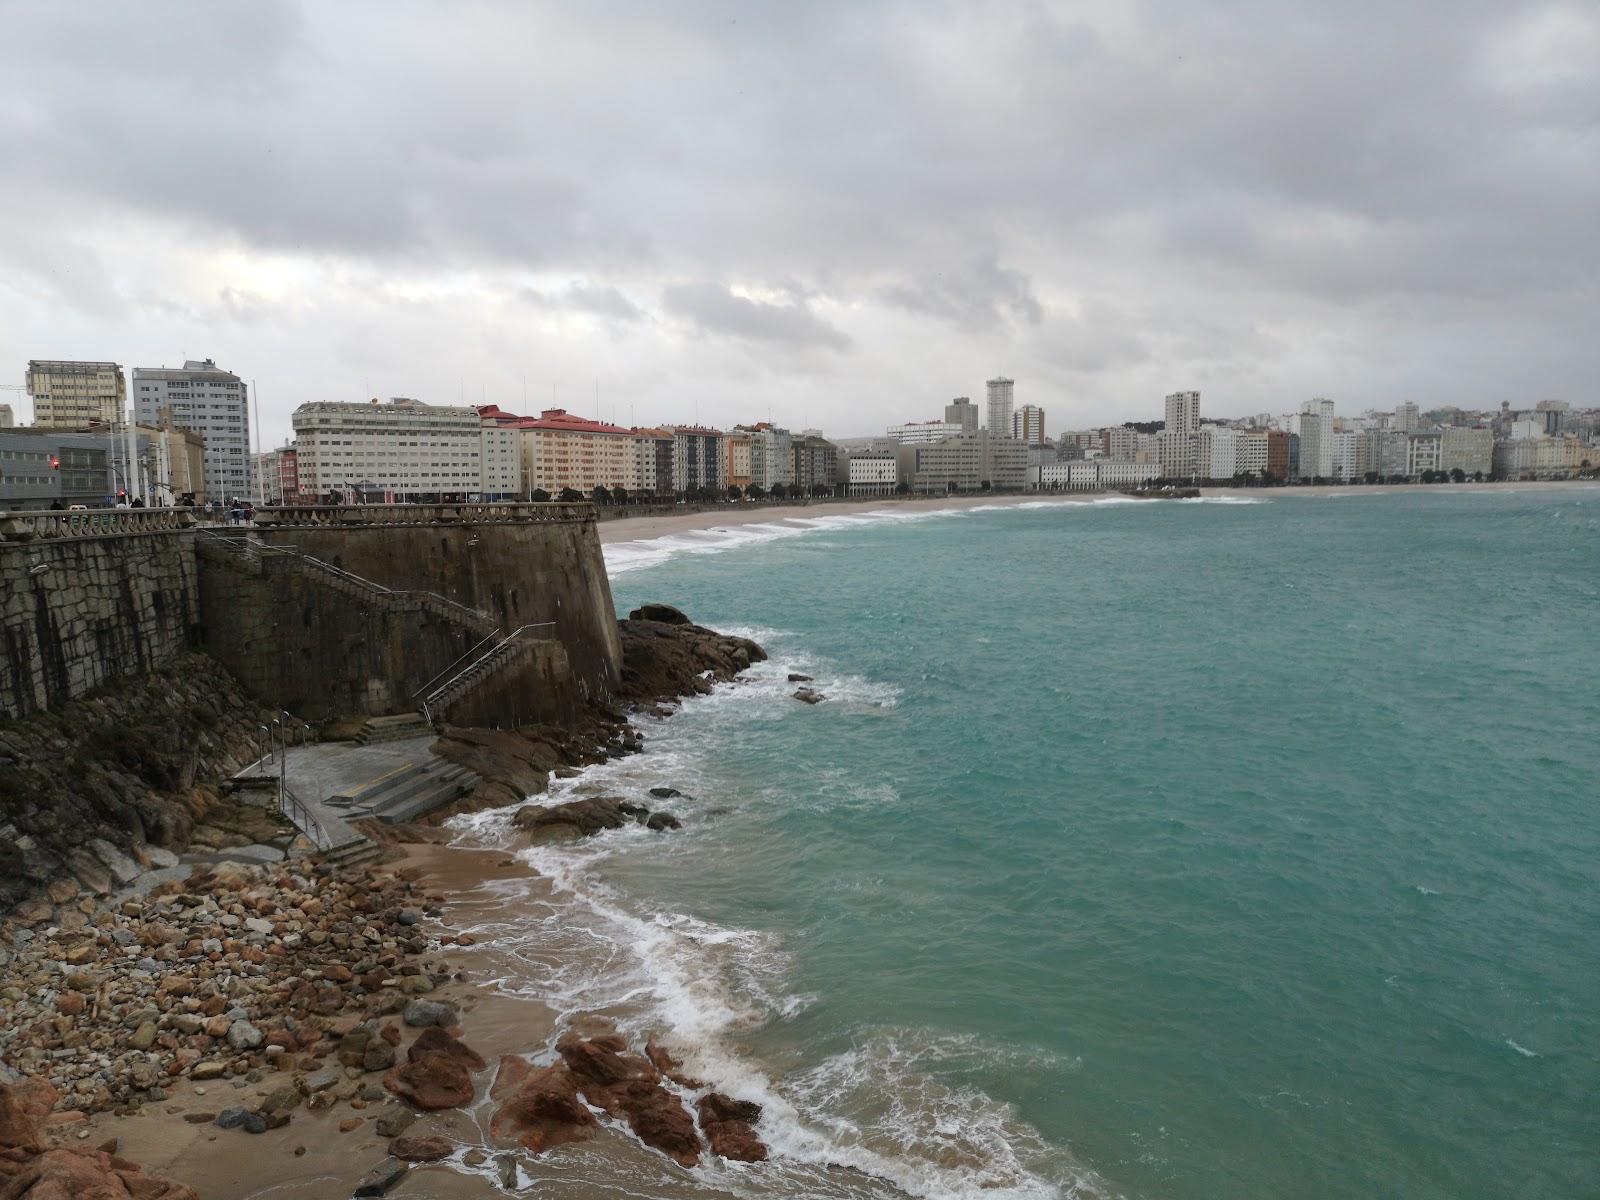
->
[598,479,1597,545]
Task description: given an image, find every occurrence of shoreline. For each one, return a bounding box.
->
[598,479,1599,545]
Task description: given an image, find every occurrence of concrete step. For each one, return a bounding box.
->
[357,715,435,745]
[368,764,477,824]
[326,760,431,809]
[320,838,382,869]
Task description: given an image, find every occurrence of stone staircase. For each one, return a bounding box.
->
[356,713,434,744]
[416,633,542,720]
[323,758,480,825]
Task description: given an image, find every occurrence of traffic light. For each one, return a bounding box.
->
[49,456,60,470]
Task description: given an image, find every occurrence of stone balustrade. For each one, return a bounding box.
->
[252,502,594,528]
[0,507,198,543]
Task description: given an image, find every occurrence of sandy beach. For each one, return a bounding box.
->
[597,479,1598,545]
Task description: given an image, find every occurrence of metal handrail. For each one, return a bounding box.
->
[418,621,555,721]
[280,784,331,851]
[411,629,503,701]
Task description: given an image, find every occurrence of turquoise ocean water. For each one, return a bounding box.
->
[458,489,1599,1199]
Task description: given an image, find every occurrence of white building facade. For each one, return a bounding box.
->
[133,359,251,503]
[291,398,482,500]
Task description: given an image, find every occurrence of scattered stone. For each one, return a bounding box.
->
[373,1106,416,1138]
[647,786,682,799]
[339,1117,364,1133]
[402,999,457,1028]
[645,812,682,832]
[793,687,825,705]
[214,1107,249,1130]
[389,1134,454,1162]
[787,673,813,682]
[352,1158,409,1197]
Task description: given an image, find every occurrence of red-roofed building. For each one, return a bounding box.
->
[515,407,637,495]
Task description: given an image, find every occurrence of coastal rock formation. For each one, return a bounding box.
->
[793,687,825,705]
[0,653,282,917]
[0,1076,200,1199]
[555,1034,701,1167]
[616,609,767,705]
[511,795,682,840]
[383,1028,484,1110]
[697,1092,768,1162]
[488,1063,598,1153]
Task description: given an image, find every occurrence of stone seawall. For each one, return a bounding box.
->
[255,505,621,707]
[0,532,199,719]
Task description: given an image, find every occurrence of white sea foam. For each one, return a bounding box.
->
[604,494,1191,575]
[1176,495,1268,505]
[1505,1039,1539,1058]
[443,654,1091,1199]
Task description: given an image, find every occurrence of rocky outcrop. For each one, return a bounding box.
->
[488,1062,598,1154]
[0,653,281,916]
[0,1076,199,1199]
[697,1092,768,1162]
[793,688,825,705]
[617,610,766,705]
[510,795,682,841]
[555,1034,701,1167]
[383,1028,484,1110]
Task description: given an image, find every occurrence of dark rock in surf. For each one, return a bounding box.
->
[628,603,692,625]
[648,787,682,799]
[645,812,681,832]
[697,1092,768,1162]
[787,673,813,683]
[792,688,825,705]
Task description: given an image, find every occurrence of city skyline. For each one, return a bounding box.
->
[2,3,1595,449]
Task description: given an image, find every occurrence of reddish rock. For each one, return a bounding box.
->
[389,1134,454,1162]
[53,992,86,1018]
[384,1052,475,1110]
[488,1064,598,1154]
[645,1036,705,1089]
[490,1056,532,1101]
[0,1077,55,1151]
[0,1147,200,1199]
[407,1026,486,1072]
[697,1093,768,1162]
[555,1035,702,1167]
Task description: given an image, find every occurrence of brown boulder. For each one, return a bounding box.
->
[0,1078,56,1152]
[512,797,644,838]
[0,1146,200,1200]
[645,1036,705,1089]
[488,1064,598,1154]
[407,1027,486,1073]
[388,1135,454,1162]
[383,1054,474,1110]
[697,1093,768,1162]
[555,1035,701,1167]
[490,1056,532,1101]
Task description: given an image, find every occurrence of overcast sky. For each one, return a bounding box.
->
[2,1,1595,447]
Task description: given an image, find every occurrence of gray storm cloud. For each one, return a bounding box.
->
[0,0,1594,445]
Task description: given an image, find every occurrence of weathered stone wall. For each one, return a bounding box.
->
[443,640,575,729]
[197,549,517,722]
[0,533,199,719]
[256,510,622,706]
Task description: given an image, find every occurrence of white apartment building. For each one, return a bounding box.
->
[133,359,252,503]
[888,420,962,445]
[1298,412,1335,479]
[986,377,1015,435]
[1331,431,1362,482]
[1237,430,1269,477]
[292,398,483,500]
[1395,402,1420,431]
[1198,427,1239,479]
[1439,427,1492,477]
[0,404,13,429]
[740,424,793,489]
[669,426,724,492]
[848,452,900,495]
[1164,390,1200,435]
[26,360,126,429]
[480,420,521,498]
[1012,404,1046,446]
[1034,460,1161,490]
[1406,431,1442,476]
